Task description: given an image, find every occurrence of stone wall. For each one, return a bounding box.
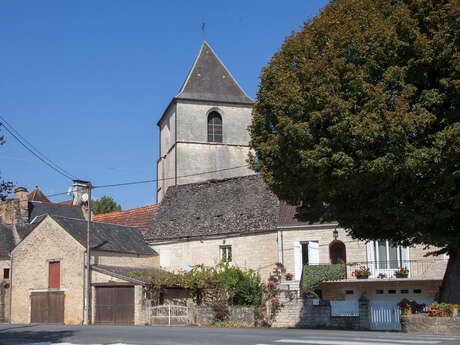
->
[401,315,460,335]
[188,305,255,325]
[151,231,278,282]
[272,297,366,330]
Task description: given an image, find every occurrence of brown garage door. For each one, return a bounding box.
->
[95,286,134,325]
[30,291,64,323]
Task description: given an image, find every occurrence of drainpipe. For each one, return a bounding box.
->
[8,252,13,324]
[81,250,86,325]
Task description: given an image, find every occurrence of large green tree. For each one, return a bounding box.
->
[0,123,13,200]
[250,0,460,302]
[92,196,121,215]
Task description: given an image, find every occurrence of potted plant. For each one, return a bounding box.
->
[395,266,409,278]
[285,273,293,281]
[353,265,371,279]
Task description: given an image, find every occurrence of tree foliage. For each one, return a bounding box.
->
[91,195,121,215]
[0,123,13,200]
[249,0,460,302]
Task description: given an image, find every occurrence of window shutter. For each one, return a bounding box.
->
[401,246,410,277]
[293,241,302,280]
[366,241,375,276]
[49,262,60,289]
[308,242,320,265]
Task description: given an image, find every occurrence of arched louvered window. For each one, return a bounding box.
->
[207,111,223,143]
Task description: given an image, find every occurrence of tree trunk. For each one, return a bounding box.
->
[439,248,460,303]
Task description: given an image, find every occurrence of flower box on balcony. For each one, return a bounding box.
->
[356,274,369,279]
[395,273,408,278]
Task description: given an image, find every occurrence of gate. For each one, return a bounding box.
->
[151,305,188,326]
[369,300,433,331]
[30,291,65,324]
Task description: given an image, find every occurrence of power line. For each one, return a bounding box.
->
[0,115,76,180]
[46,164,251,198]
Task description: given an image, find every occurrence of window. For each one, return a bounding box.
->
[3,268,9,279]
[345,290,354,295]
[49,261,60,289]
[414,289,422,294]
[401,289,409,294]
[221,245,232,262]
[388,289,396,294]
[208,111,222,143]
[376,289,384,295]
[373,240,404,269]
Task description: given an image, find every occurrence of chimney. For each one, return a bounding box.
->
[13,187,29,220]
[72,180,89,206]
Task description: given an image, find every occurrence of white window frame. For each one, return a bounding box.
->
[367,240,410,278]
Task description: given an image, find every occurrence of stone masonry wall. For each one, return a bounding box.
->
[188,305,255,325]
[272,298,364,330]
[11,217,85,324]
[152,231,278,282]
[401,315,460,335]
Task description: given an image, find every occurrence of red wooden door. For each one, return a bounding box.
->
[49,262,60,289]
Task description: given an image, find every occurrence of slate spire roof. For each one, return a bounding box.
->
[175,41,253,104]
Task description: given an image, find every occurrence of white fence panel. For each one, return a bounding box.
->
[330,301,359,316]
[370,301,401,331]
[151,305,188,326]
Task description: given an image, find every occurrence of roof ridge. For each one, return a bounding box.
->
[49,214,138,229]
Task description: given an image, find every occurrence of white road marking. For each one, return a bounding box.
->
[297,337,440,344]
[274,340,437,345]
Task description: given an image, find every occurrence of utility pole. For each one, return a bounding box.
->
[79,180,92,325]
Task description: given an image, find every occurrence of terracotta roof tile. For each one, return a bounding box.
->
[93,204,159,233]
[28,186,51,203]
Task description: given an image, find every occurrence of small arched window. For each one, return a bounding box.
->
[207,111,223,143]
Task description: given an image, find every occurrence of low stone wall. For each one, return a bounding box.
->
[401,315,460,335]
[273,297,367,330]
[188,305,255,325]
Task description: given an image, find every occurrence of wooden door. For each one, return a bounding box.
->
[95,286,134,325]
[31,291,64,323]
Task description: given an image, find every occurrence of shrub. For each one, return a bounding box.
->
[428,303,458,317]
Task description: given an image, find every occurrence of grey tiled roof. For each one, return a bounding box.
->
[48,215,157,255]
[176,41,253,105]
[28,201,84,222]
[0,223,14,257]
[92,264,167,284]
[145,175,280,241]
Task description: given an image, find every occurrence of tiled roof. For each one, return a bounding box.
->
[176,41,253,105]
[0,223,14,257]
[145,175,335,242]
[93,204,159,233]
[56,200,73,206]
[145,175,280,241]
[92,265,167,284]
[47,215,157,255]
[28,201,84,222]
[28,186,51,203]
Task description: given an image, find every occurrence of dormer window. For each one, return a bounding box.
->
[208,111,222,143]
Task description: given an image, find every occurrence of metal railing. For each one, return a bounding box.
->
[344,259,448,279]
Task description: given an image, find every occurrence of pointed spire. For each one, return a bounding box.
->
[176,41,253,104]
[28,186,51,203]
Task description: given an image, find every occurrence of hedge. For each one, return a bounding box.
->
[302,264,345,291]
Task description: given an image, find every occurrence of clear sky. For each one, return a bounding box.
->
[0,0,329,209]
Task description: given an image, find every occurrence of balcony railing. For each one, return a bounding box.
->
[344,259,448,280]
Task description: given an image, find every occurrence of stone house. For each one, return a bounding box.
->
[0,186,86,322]
[10,214,159,325]
[145,174,446,304]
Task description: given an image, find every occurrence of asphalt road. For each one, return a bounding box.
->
[0,324,459,345]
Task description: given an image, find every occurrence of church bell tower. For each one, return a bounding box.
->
[156,41,255,202]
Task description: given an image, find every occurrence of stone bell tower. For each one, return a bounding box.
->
[156,41,255,202]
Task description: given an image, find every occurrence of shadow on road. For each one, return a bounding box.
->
[0,326,75,344]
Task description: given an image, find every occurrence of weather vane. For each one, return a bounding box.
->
[201,22,206,42]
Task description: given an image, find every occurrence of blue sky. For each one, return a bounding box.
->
[0,0,329,209]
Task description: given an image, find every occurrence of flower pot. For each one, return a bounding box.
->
[395,273,408,278]
[357,275,369,279]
